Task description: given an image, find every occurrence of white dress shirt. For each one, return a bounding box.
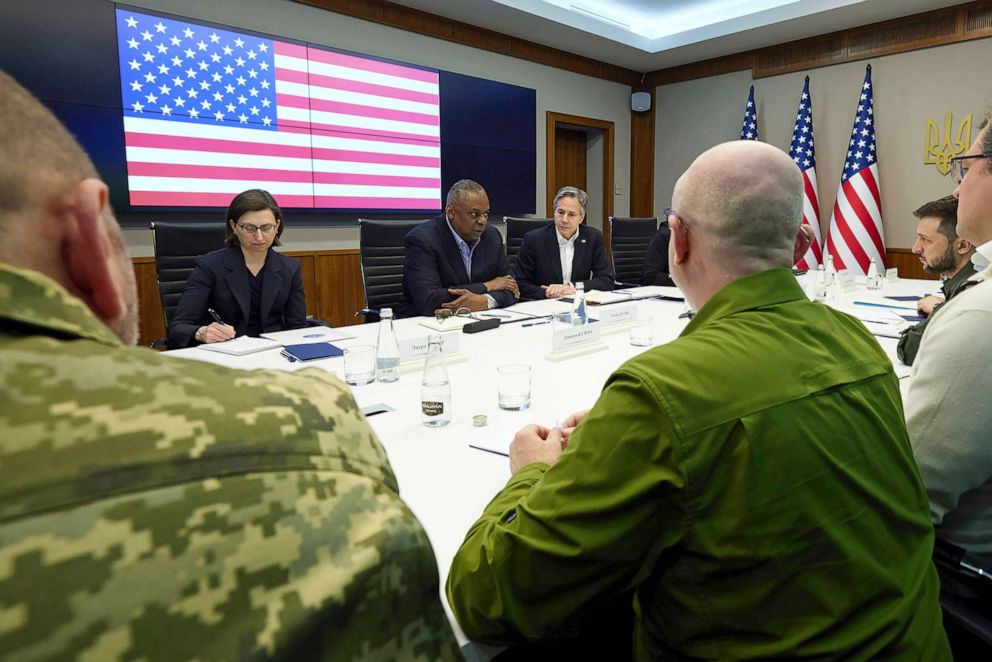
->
[556,228,578,285]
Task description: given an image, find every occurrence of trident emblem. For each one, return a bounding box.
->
[925,112,971,175]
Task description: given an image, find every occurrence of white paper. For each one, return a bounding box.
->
[418,316,479,332]
[260,326,355,344]
[196,336,281,355]
[616,285,685,300]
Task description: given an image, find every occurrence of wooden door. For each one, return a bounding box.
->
[553,128,587,200]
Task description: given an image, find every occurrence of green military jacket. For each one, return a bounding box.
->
[447,268,949,660]
[897,262,976,365]
[0,263,459,661]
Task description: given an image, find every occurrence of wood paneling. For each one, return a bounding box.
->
[133,249,365,347]
[134,257,166,346]
[553,128,587,196]
[651,1,992,84]
[630,88,656,217]
[294,0,641,85]
[886,248,939,281]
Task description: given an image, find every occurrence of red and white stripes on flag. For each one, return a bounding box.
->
[788,76,823,269]
[825,65,884,274]
[117,9,441,209]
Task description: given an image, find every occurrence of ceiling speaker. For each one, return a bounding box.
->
[631,91,651,112]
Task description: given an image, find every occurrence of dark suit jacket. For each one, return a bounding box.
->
[394,216,516,318]
[168,245,307,348]
[512,224,614,301]
[642,222,674,287]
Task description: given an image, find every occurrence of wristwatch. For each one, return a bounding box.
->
[483,293,496,309]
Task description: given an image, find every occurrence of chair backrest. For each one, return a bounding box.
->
[358,219,430,313]
[504,216,553,266]
[149,221,227,327]
[608,216,658,286]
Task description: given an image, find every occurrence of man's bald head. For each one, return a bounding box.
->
[673,140,803,273]
[0,70,138,345]
[0,70,98,228]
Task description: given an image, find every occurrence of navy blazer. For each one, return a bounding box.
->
[642,222,674,286]
[394,216,516,318]
[512,224,614,301]
[168,245,307,348]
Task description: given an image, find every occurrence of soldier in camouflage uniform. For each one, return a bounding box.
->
[0,70,460,661]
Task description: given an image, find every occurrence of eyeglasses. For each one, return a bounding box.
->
[434,307,472,323]
[949,152,992,185]
[237,223,279,235]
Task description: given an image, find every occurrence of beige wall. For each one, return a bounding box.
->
[121,0,633,256]
[654,37,992,248]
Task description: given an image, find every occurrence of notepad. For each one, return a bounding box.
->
[281,342,344,361]
[196,336,281,356]
[261,327,355,344]
[560,290,632,305]
[418,315,480,332]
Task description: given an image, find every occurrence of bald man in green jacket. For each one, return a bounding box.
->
[447,141,949,660]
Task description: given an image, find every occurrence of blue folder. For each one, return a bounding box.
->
[281,342,344,362]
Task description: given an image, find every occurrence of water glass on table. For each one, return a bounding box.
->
[629,317,654,347]
[343,345,376,385]
[498,364,531,410]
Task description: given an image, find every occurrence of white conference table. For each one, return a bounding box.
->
[166,274,933,646]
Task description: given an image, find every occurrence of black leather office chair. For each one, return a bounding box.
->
[357,219,429,322]
[504,216,553,267]
[609,216,658,287]
[149,221,227,339]
[932,537,992,657]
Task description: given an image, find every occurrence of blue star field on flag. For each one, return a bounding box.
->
[788,77,815,169]
[116,11,279,130]
[841,67,877,181]
[740,85,758,140]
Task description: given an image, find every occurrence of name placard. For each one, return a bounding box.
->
[399,333,460,363]
[597,303,636,327]
[552,322,601,353]
[886,267,899,282]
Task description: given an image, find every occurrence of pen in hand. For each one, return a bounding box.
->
[208,308,226,325]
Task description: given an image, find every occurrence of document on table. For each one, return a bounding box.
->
[582,290,634,305]
[418,315,480,332]
[616,285,685,301]
[196,335,281,355]
[261,326,355,344]
[504,299,572,318]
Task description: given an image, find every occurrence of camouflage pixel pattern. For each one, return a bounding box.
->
[0,262,460,661]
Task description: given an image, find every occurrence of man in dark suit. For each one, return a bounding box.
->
[513,186,613,300]
[395,180,519,318]
[642,215,674,286]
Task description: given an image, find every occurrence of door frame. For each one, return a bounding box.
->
[546,111,615,252]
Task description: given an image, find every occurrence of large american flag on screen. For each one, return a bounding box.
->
[826,65,885,274]
[740,85,758,140]
[115,9,441,209]
[788,76,823,270]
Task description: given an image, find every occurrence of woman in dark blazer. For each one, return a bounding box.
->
[168,189,307,347]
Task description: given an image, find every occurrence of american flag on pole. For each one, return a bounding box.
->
[115,9,442,209]
[740,85,758,140]
[825,65,884,274]
[788,76,823,269]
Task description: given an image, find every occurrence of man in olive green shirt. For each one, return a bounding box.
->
[0,71,459,660]
[897,195,975,365]
[447,141,949,659]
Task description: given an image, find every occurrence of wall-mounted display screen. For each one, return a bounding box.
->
[115,9,441,210]
[0,0,537,221]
